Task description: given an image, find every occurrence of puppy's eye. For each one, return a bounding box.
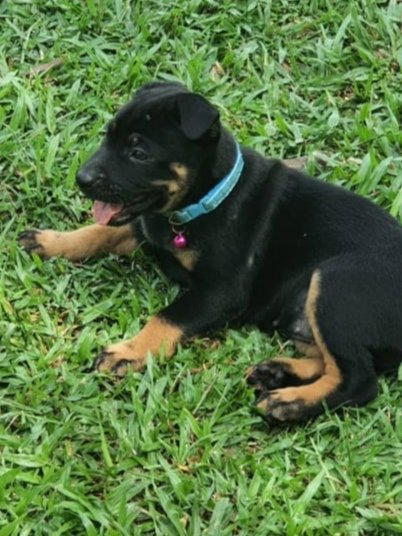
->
[129,147,148,161]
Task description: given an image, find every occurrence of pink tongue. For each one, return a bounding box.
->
[92,201,124,225]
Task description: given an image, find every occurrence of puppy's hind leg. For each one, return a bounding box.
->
[251,267,382,422]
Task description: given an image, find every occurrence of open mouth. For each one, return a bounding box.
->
[92,201,128,226]
[91,190,166,226]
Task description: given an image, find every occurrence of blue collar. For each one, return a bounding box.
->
[170,143,244,225]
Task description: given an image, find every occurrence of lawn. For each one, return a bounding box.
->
[1,0,402,534]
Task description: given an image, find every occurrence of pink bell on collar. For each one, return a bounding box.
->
[172,232,187,249]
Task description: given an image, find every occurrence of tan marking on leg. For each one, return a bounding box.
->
[246,354,323,393]
[22,224,137,261]
[294,341,321,358]
[265,382,333,405]
[269,356,324,381]
[282,272,342,405]
[257,271,342,421]
[173,249,199,271]
[305,271,342,395]
[276,272,341,402]
[97,316,183,374]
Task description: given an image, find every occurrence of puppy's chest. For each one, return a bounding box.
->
[139,215,200,272]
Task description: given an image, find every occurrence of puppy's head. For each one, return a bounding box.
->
[76,81,220,225]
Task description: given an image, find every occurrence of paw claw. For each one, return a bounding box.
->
[94,350,111,371]
[18,230,38,241]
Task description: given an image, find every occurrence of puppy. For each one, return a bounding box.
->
[20,81,402,422]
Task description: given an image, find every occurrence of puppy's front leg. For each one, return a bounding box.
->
[95,315,183,375]
[95,283,245,374]
[19,223,137,261]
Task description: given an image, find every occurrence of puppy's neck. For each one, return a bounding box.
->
[211,130,238,180]
[180,130,239,209]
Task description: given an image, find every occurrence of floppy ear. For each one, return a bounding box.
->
[176,93,220,140]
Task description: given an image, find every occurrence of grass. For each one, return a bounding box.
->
[1,0,402,533]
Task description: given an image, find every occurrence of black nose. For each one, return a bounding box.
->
[76,168,105,188]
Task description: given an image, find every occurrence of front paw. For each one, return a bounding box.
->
[18,229,59,258]
[94,342,146,376]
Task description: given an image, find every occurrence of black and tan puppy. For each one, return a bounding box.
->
[20,81,402,422]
